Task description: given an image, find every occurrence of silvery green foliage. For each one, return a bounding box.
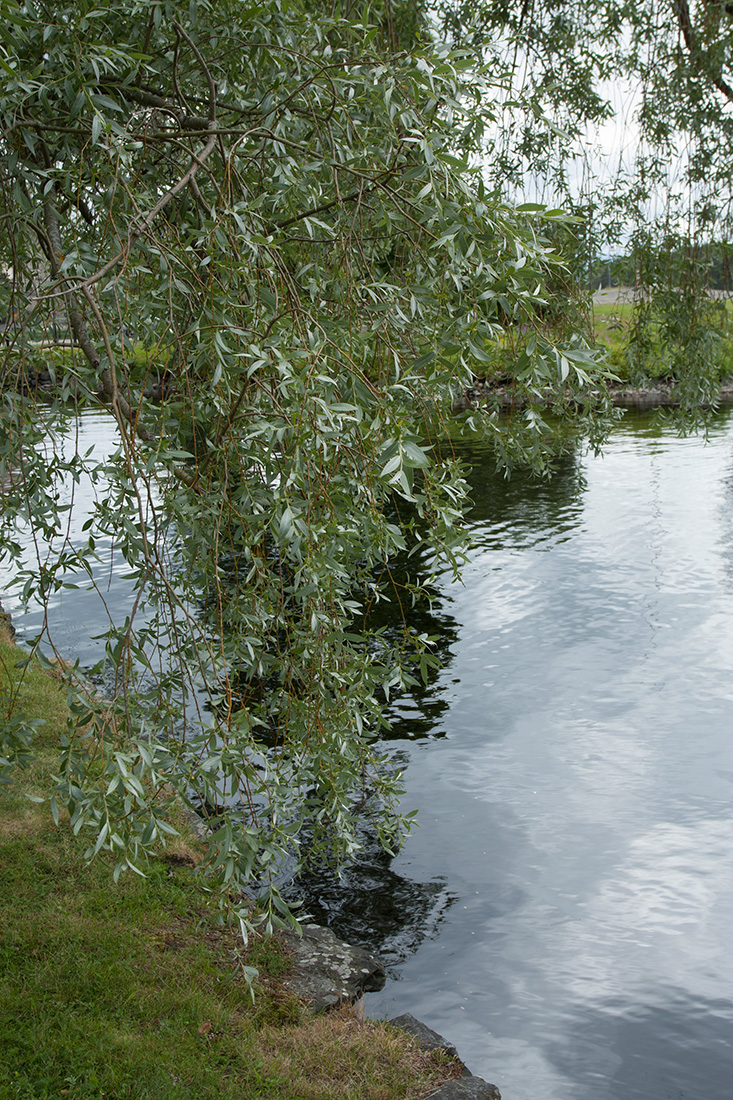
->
[0,0,610,922]
[443,0,733,412]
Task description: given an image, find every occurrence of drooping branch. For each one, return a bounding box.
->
[40,190,154,441]
[39,190,200,489]
[104,83,213,131]
[75,22,218,295]
[674,0,733,102]
[76,129,218,295]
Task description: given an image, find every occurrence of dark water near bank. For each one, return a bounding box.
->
[3,410,732,1099]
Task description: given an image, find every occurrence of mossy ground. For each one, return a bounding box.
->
[0,629,456,1100]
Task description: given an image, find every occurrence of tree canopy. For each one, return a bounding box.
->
[0,0,616,928]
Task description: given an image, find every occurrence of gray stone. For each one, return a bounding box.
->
[0,601,15,636]
[389,1013,501,1100]
[280,923,385,1011]
[388,1013,462,1061]
[424,1080,501,1100]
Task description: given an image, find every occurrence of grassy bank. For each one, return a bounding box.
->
[592,299,635,374]
[0,628,454,1100]
[592,295,733,383]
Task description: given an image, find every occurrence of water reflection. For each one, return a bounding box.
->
[302,411,733,1100]
[718,456,733,596]
[458,444,587,553]
[550,990,733,1100]
[0,413,136,669]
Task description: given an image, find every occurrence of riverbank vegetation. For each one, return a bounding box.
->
[592,297,733,388]
[0,625,458,1100]
[442,0,733,408]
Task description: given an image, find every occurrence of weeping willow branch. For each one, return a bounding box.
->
[674,0,733,103]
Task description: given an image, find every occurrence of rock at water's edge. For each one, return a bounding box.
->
[389,1013,501,1100]
[280,923,385,1011]
[388,1013,463,1063]
[0,601,15,636]
[423,1081,502,1100]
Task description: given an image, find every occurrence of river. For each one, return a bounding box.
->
[301,410,733,1100]
[3,408,732,1100]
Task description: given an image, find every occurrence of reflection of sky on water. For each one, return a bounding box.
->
[1,414,179,703]
[0,412,139,667]
[359,414,733,1100]
[559,817,732,999]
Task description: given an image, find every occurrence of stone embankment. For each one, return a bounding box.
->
[175,802,501,1095]
[282,923,501,1099]
[389,1015,501,1099]
[455,377,733,413]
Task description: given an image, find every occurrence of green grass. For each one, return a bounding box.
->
[592,300,637,379]
[0,630,455,1100]
[591,296,733,383]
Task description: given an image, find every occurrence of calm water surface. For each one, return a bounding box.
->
[303,412,733,1100]
[1,414,137,669]
[3,410,732,1100]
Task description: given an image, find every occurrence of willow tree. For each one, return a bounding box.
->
[0,0,610,926]
[444,0,733,410]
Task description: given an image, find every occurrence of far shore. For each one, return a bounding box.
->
[593,285,733,304]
